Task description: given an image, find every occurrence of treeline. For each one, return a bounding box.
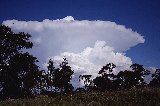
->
[0,25,160,100]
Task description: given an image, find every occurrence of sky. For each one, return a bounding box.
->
[0,0,160,86]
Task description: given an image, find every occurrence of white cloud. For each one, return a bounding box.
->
[2,16,145,87]
[3,16,145,55]
[61,16,74,21]
[144,67,157,83]
[50,41,132,87]
[146,67,157,74]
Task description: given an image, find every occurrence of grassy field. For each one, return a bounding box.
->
[0,87,160,106]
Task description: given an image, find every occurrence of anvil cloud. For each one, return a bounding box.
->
[3,16,145,87]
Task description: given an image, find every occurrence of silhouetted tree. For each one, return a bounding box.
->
[93,63,116,91]
[46,59,56,93]
[116,70,136,89]
[46,58,74,94]
[0,25,40,99]
[79,75,94,91]
[36,70,47,94]
[79,75,92,87]
[93,76,107,91]
[9,53,40,97]
[149,69,160,87]
[130,63,150,87]
[115,64,150,90]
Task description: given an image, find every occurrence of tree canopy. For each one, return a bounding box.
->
[0,25,40,99]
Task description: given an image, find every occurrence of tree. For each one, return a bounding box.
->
[0,25,33,66]
[115,63,150,90]
[116,70,136,89]
[46,59,56,92]
[149,69,160,87]
[0,25,40,99]
[93,63,116,91]
[46,58,74,94]
[93,76,107,91]
[9,53,40,97]
[130,63,150,86]
[79,75,93,91]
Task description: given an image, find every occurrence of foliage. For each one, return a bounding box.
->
[149,69,160,87]
[45,58,74,94]
[79,75,92,89]
[0,25,40,99]
[93,63,116,91]
[1,87,160,106]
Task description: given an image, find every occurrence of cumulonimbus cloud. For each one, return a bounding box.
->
[50,40,133,87]
[52,41,132,75]
[2,16,145,87]
[3,16,144,53]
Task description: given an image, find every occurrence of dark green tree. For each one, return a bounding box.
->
[47,59,55,89]
[116,70,136,89]
[130,63,150,86]
[8,53,40,97]
[79,75,93,91]
[115,63,150,90]
[93,76,107,91]
[93,63,116,91]
[0,25,40,99]
[44,59,56,94]
[47,58,74,94]
[149,69,160,87]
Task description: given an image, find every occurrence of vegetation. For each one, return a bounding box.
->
[0,25,40,99]
[0,25,160,105]
[0,88,160,106]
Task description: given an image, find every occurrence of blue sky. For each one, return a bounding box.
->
[0,0,160,68]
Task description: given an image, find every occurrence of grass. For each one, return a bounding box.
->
[0,87,160,106]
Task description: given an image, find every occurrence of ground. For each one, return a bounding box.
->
[0,87,160,106]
